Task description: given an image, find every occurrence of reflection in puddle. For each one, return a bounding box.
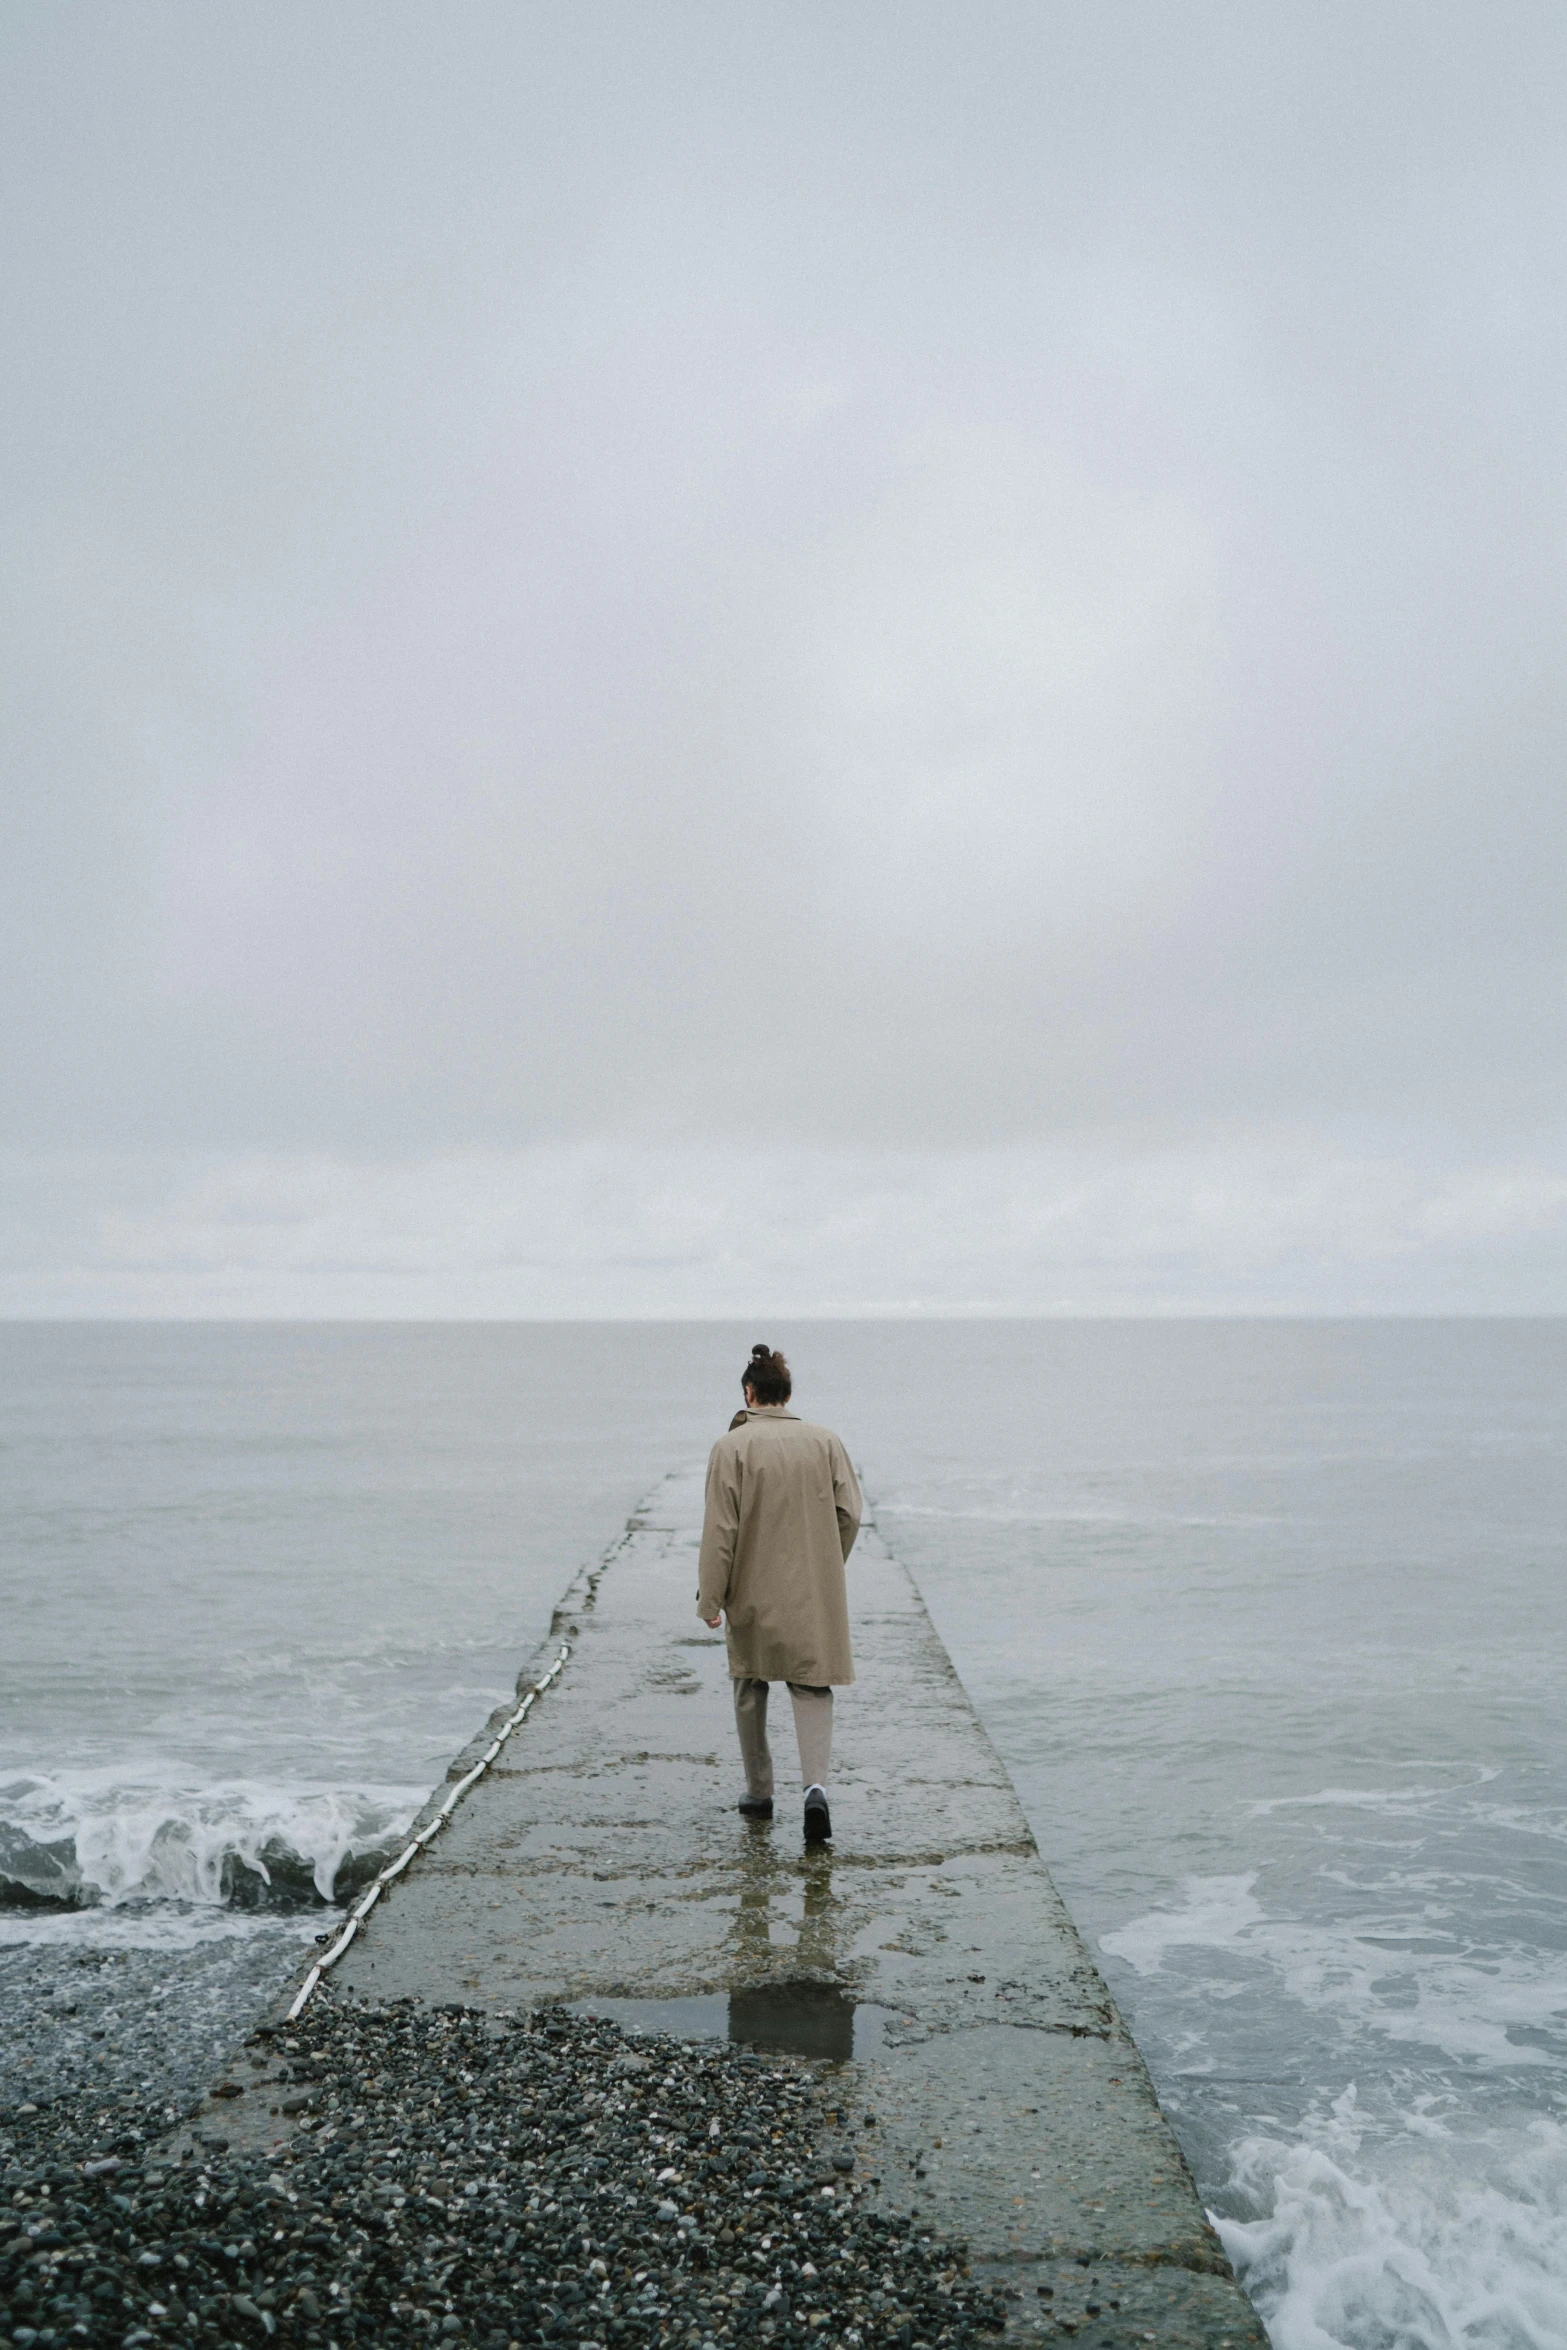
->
[733,1981,882,2061]
[569,1982,899,2061]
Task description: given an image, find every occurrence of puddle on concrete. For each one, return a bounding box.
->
[570,1982,901,2063]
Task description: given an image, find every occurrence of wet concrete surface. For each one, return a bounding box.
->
[301,1470,1267,2346]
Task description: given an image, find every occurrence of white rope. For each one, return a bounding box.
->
[284,1640,572,2023]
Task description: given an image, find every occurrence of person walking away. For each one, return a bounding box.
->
[697,1344,862,1843]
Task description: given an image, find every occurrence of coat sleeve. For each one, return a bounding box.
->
[831,1437,862,1563]
[696,1439,741,1619]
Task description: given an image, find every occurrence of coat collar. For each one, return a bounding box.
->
[742,1405,798,1419]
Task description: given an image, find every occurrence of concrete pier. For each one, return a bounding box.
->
[329,1472,1266,2349]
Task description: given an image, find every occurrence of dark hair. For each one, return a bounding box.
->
[743,1342,791,1406]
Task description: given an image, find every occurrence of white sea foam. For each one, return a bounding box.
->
[1247,1784,1490,1817]
[1102,1876,1567,2073]
[1214,2090,1567,2350]
[1102,1873,1266,1974]
[0,1767,424,1936]
[0,1902,326,1953]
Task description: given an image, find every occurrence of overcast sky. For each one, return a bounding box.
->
[3,2,1565,1314]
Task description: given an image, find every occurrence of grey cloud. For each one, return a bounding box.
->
[3,1141,1563,1320]
[2,3,1565,1195]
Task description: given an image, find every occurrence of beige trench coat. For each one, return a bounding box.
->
[696,1406,862,1685]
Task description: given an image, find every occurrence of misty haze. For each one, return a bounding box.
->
[2,3,1563,1314]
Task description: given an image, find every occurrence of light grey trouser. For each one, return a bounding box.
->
[733,1678,833,1800]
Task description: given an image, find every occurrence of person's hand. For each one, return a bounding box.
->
[703,1614,722,1629]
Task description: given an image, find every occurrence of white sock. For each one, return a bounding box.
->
[804,1783,827,1801]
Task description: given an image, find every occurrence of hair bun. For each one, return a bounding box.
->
[741,1341,792,1405]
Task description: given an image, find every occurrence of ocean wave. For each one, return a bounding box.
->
[877,1499,1272,1529]
[1214,2088,1567,2350]
[0,1770,425,1917]
[1102,1874,1567,2074]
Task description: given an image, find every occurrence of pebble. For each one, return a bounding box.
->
[1,1995,1007,2349]
[0,1935,305,2126]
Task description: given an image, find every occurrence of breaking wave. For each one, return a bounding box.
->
[1214,2089,1567,2350]
[0,1769,424,1918]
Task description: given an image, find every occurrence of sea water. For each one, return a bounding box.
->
[3,1319,1564,2348]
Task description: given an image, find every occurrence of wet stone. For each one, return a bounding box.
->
[0,1995,1006,2350]
[0,1934,306,2126]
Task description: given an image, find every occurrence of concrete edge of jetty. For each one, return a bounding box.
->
[273,1470,1268,2350]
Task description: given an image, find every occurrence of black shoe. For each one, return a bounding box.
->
[737,1795,774,1818]
[803,1787,832,1843]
